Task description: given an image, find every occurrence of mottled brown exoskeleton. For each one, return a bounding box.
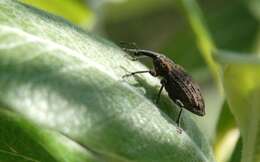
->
[122,47,205,127]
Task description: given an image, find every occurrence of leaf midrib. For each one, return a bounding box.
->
[0,24,118,80]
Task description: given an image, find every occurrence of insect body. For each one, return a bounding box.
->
[122,48,205,127]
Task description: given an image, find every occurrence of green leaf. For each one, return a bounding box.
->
[215,50,260,162]
[0,109,101,162]
[0,0,214,161]
[214,101,239,162]
[229,136,242,162]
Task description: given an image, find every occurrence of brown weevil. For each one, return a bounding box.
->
[122,46,205,127]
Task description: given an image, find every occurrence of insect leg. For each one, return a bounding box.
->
[176,108,183,127]
[175,99,184,127]
[155,79,167,104]
[122,70,153,78]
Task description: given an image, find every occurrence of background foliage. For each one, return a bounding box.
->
[0,0,259,162]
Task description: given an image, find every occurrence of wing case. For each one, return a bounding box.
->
[164,64,205,116]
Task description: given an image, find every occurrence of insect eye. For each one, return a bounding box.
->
[161,63,166,68]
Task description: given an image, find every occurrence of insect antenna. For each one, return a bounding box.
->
[119,42,138,51]
[120,42,144,60]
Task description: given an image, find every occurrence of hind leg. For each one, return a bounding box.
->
[175,100,184,133]
[176,108,183,127]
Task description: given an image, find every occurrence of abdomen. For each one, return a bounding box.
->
[164,68,205,116]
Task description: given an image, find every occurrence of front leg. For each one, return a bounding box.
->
[122,69,157,78]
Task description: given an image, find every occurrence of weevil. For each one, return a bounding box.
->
[122,46,205,127]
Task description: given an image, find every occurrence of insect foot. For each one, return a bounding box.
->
[176,127,183,134]
[122,73,133,79]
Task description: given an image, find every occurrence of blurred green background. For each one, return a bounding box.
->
[17,0,260,162]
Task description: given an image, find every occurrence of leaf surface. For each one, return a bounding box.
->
[0,1,214,161]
